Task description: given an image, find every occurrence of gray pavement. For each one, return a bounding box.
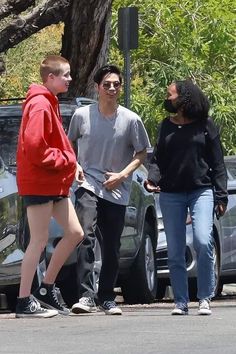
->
[1,293,236,354]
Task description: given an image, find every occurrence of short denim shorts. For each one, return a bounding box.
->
[22,195,68,208]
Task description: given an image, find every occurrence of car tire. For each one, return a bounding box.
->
[121,222,157,304]
[54,228,103,308]
[212,237,222,297]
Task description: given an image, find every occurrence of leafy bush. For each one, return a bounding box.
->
[109,0,236,152]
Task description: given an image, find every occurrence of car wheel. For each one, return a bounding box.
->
[213,238,222,297]
[188,237,221,301]
[93,228,103,293]
[55,229,103,308]
[121,222,157,304]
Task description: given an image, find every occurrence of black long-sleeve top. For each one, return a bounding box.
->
[148,117,228,205]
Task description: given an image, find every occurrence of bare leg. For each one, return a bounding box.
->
[19,202,53,298]
[43,198,84,284]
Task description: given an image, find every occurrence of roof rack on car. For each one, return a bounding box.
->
[0,96,97,106]
[0,98,25,103]
[76,97,96,107]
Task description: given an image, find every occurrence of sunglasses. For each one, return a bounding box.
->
[102,81,121,90]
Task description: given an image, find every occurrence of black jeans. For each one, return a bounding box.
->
[75,188,126,302]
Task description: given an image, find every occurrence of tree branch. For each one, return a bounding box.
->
[0,0,70,53]
[0,0,35,20]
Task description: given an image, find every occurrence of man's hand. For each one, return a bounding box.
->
[144,180,161,193]
[103,172,124,190]
[75,163,85,184]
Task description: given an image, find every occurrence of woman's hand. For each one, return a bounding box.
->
[144,180,161,193]
[215,203,227,219]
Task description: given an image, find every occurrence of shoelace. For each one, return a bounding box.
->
[199,299,210,309]
[175,303,187,311]
[55,287,67,307]
[52,286,64,308]
[103,301,116,309]
[81,297,93,305]
[29,296,46,312]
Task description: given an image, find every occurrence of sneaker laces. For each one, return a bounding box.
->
[103,301,116,309]
[55,287,67,307]
[51,285,64,308]
[30,296,46,312]
[199,299,210,309]
[175,302,187,311]
[80,297,93,305]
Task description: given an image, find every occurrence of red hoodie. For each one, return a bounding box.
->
[16,84,76,196]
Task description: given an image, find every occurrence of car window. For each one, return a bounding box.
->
[0,115,20,168]
[225,160,236,180]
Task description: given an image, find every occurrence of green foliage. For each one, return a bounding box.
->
[0,1,235,153]
[0,24,63,99]
[109,0,236,152]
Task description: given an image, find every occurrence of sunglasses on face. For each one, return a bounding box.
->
[102,81,121,90]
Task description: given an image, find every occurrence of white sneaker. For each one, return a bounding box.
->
[198,299,212,315]
[71,297,97,314]
[171,303,188,315]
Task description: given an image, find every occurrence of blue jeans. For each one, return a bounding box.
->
[159,188,215,304]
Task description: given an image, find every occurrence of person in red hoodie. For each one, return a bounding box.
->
[16,55,84,318]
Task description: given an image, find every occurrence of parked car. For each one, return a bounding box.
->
[146,148,236,300]
[0,150,24,310]
[0,98,158,310]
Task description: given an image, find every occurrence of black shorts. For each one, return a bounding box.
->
[22,195,68,208]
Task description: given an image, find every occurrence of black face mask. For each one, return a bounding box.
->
[163,99,178,113]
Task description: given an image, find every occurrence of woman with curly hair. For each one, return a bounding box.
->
[145,79,228,316]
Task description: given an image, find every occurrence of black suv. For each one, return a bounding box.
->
[0,98,158,310]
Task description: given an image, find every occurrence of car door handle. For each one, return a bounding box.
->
[136,175,143,184]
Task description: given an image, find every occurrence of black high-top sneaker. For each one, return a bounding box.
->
[33,283,70,315]
[16,295,58,318]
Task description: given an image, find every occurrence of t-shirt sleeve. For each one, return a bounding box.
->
[129,116,150,152]
[67,109,82,142]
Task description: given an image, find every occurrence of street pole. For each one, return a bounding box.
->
[124,50,131,109]
[118,7,138,109]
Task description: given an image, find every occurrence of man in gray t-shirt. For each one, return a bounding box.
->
[68,65,150,315]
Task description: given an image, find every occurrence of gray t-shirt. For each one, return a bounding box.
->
[68,103,150,205]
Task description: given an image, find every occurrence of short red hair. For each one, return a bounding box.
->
[40,55,69,83]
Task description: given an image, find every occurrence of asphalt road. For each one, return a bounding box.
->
[1,290,236,354]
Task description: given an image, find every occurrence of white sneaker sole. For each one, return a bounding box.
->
[171,310,188,315]
[99,307,122,315]
[198,309,212,315]
[16,309,58,318]
[71,303,97,314]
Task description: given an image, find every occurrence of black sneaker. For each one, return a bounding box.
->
[16,295,58,318]
[33,283,70,315]
[99,301,122,315]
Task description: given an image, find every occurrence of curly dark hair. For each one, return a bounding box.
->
[94,64,122,85]
[175,79,210,121]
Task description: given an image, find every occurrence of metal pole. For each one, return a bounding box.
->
[124,50,131,109]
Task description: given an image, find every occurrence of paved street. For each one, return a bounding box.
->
[1,288,236,354]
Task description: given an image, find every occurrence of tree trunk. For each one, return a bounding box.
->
[0,0,112,98]
[0,0,70,53]
[61,0,113,98]
[0,0,35,20]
